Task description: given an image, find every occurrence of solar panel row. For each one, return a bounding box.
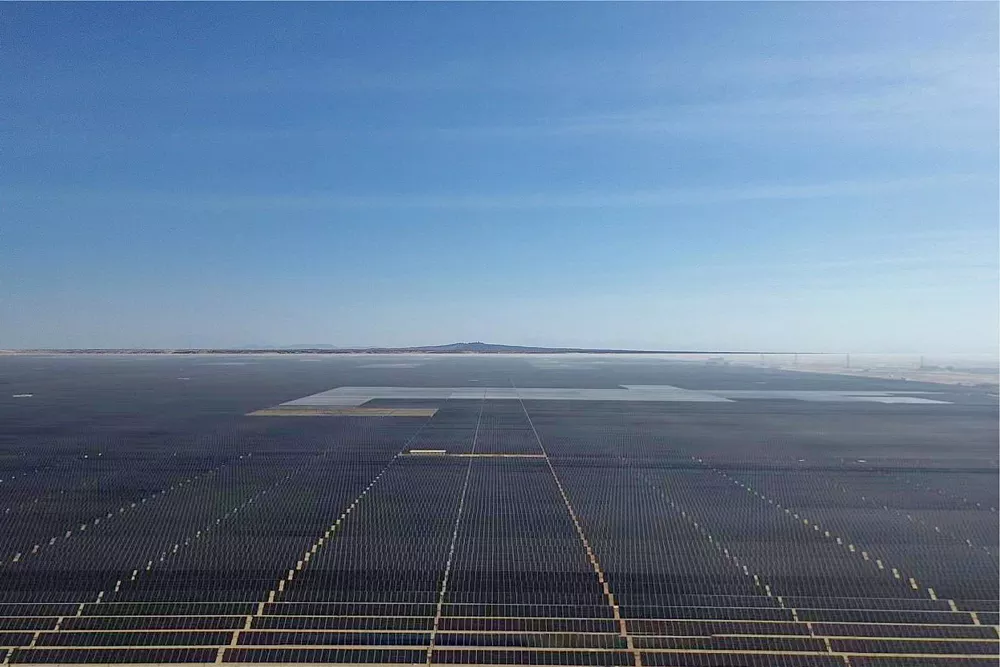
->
[1,359,997,666]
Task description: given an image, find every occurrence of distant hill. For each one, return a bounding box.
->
[12,342,781,355]
[407,342,579,353]
[283,344,340,350]
[333,341,668,354]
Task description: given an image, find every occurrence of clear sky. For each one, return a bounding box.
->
[2,2,997,352]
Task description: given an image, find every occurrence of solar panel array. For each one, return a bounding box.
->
[1,365,998,666]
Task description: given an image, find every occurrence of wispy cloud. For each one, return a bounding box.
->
[433,80,994,143]
[236,49,996,97]
[409,49,996,144]
[6,173,991,212]
[690,254,998,275]
[9,48,994,152]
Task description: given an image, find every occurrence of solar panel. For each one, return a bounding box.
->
[3,360,996,665]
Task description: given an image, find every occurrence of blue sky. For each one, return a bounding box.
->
[2,3,997,352]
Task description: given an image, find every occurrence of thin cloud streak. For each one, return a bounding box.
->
[431,85,994,141]
[8,49,992,153]
[218,49,996,96]
[688,254,998,275]
[9,174,990,213]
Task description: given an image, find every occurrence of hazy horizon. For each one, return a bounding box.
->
[4,345,999,364]
[3,3,997,353]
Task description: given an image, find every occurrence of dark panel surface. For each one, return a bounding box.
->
[1,355,996,665]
